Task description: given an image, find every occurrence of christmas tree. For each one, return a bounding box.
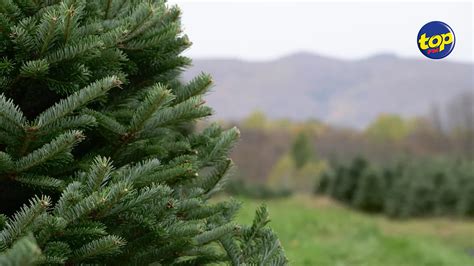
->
[0,1,287,264]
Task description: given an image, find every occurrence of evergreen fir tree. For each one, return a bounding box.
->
[333,157,367,203]
[352,168,385,212]
[290,131,314,169]
[0,1,287,264]
[456,160,474,216]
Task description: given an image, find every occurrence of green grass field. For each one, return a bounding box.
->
[233,195,474,266]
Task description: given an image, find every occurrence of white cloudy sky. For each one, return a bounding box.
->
[168,1,473,62]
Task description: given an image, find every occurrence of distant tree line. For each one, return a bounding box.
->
[224,91,473,186]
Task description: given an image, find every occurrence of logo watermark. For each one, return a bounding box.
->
[417,21,455,59]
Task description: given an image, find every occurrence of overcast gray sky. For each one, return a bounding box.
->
[169,1,473,62]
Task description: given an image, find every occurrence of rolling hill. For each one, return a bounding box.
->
[183,52,473,128]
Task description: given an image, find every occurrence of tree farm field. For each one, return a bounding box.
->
[231,195,474,266]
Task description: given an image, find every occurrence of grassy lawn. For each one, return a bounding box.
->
[233,195,474,266]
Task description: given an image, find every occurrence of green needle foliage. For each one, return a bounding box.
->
[0,1,287,265]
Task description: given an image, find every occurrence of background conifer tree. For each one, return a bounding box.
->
[0,1,287,264]
[290,131,314,169]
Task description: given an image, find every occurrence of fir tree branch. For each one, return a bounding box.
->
[35,76,121,129]
[72,235,125,261]
[82,109,126,136]
[0,234,41,266]
[0,152,13,173]
[196,159,233,198]
[0,196,50,250]
[54,181,83,216]
[128,84,174,135]
[61,222,107,239]
[219,236,241,266]
[15,174,65,191]
[61,1,85,44]
[144,96,212,130]
[0,94,26,135]
[185,200,240,221]
[38,10,59,57]
[93,181,132,218]
[203,127,240,165]
[84,156,113,193]
[133,163,194,187]
[39,114,97,136]
[62,4,74,43]
[38,241,70,265]
[258,234,286,266]
[45,35,104,64]
[245,205,270,244]
[167,220,203,240]
[114,158,161,183]
[19,59,49,78]
[15,130,84,172]
[124,21,180,50]
[120,3,158,43]
[174,73,212,104]
[194,223,239,245]
[107,184,171,217]
[0,1,22,21]
[60,192,102,223]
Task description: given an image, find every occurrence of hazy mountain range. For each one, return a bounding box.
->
[183,52,473,128]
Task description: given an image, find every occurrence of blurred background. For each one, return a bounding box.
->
[173,1,473,265]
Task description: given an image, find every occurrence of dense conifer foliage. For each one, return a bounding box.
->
[0,1,286,264]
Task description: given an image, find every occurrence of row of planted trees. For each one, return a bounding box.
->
[315,157,474,218]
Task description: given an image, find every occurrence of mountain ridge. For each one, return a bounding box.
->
[183,52,473,128]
